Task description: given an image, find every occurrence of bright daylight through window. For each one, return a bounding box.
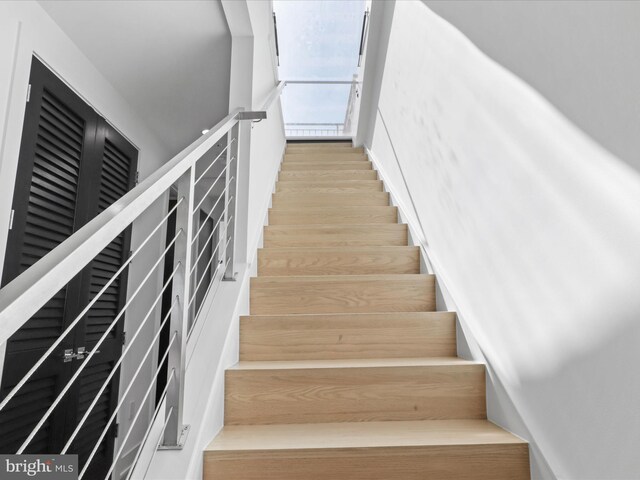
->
[273,0,367,138]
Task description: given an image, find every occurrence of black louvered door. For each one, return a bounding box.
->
[0,57,137,479]
[68,121,137,478]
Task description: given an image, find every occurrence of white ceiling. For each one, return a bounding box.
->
[40,0,232,154]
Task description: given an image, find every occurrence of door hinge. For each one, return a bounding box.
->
[8,209,15,230]
[26,84,31,103]
[135,171,140,184]
[122,331,126,345]
[115,423,119,438]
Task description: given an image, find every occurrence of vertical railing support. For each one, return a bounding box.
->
[160,166,195,448]
[223,122,240,281]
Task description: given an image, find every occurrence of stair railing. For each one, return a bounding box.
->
[0,88,275,478]
[281,80,359,139]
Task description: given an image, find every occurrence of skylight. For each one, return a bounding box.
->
[273,0,367,137]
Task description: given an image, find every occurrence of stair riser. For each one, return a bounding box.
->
[257,247,419,276]
[281,162,372,171]
[250,275,435,315]
[286,143,360,150]
[225,363,486,425]
[263,225,408,248]
[276,181,383,193]
[272,192,390,208]
[284,153,367,162]
[268,208,397,226]
[279,171,378,181]
[204,444,530,480]
[239,313,457,361]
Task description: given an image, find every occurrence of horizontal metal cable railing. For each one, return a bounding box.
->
[281,80,359,138]
[0,82,279,478]
[285,122,345,136]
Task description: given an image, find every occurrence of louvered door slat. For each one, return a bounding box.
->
[39,108,84,149]
[32,154,81,187]
[0,375,58,453]
[28,193,76,219]
[35,137,82,175]
[86,136,135,346]
[40,89,84,128]
[73,360,114,470]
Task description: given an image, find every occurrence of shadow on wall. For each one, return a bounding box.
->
[365,2,640,479]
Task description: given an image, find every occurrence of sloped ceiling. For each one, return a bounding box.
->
[40,0,231,154]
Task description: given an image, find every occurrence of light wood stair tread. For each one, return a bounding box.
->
[275,181,383,193]
[252,273,430,283]
[269,205,395,213]
[250,274,435,315]
[258,246,417,251]
[286,142,356,148]
[239,313,456,360]
[282,158,370,164]
[263,224,407,247]
[244,311,455,320]
[278,170,378,180]
[281,162,372,170]
[239,311,456,360]
[284,153,368,160]
[205,419,526,452]
[272,192,390,207]
[230,357,477,371]
[268,208,397,225]
[257,245,419,276]
[276,179,382,188]
[225,355,485,424]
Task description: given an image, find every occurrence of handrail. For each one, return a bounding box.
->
[261,80,286,111]
[0,108,241,345]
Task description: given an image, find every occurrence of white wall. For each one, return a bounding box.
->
[425,0,640,174]
[39,0,232,155]
[246,0,286,261]
[0,1,171,475]
[361,2,640,479]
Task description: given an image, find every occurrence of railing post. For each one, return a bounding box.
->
[160,166,195,448]
[223,122,240,281]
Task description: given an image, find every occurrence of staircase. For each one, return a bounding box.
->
[203,143,530,479]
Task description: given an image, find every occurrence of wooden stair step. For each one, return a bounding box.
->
[204,420,529,480]
[239,312,457,361]
[279,170,377,181]
[284,152,367,162]
[281,161,372,171]
[263,224,408,247]
[268,206,397,225]
[271,192,390,208]
[286,142,359,151]
[276,180,383,193]
[257,246,419,276]
[225,357,486,425]
[250,274,435,315]
[283,156,370,164]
